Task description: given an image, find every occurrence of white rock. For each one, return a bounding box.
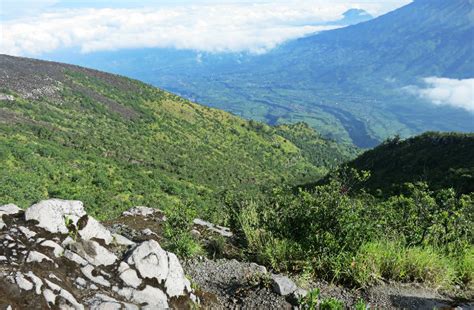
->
[113,286,134,300]
[118,262,129,273]
[81,265,110,287]
[120,268,142,289]
[45,279,84,310]
[62,236,75,247]
[75,277,87,287]
[27,251,53,263]
[0,256,7,262]
[88,294,140,310]
[193,218,213,228]
[0,204,21,215]
[112,233,135,246]
[0,204,19,229]
[127,240,168,282]
[25,199,86,234]
[45,278,62,292]
[165,252,191,297]
[271,274,297,296]
[18,226,37,238]
[59,286,84,309]
[43,289,57,306]
[40,240,64,257]
[48,274,62,282]
[141,228,156,236]
[0,93,15,101]
[15,272,33,291]
[64,250,88,266]
[193,218,233,237]
[78,216,113,245]
[87,294,121,310]
[26,271,43,295]
[122,206,156,217]
[132,286,168,309]
[74,240,117,266]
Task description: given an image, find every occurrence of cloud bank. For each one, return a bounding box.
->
[407,77,474,113]
[0,1,410,56]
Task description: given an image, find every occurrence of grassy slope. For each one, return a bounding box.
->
[0,55,353,220]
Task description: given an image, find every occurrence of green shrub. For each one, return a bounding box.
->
[319,298,344,310]
[163,201,203,258]
[354,299,368,310]
[299,288,320,310]
[456,247,474,290]
[236,201,302,271]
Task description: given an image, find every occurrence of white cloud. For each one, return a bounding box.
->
[0,1,410,56]
[407,77,474,113]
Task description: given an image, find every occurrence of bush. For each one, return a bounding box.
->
[236,201,302,271]
[319,298,344,310]
[163,201,203,258]
[456,247,474,290]
[232,173,473,290]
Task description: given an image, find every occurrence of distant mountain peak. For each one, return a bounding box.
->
[335,8,373,26]
[343,8,372,19]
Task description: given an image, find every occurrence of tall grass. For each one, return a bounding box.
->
[350,241,470,289]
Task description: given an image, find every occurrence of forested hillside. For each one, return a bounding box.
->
[0,55,352,220]
[348,132,474,195]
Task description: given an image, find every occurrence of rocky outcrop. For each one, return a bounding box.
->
[3,200,467,310]
[193,218,233,238]
[0,200,196,309]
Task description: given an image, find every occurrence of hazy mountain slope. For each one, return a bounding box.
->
[271,0,473,80]
[52,0,474,148]
[170,0,474,147]
[348,132,474,195]
[0,55,352,219]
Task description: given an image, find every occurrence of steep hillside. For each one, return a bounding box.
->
[51,0,474,147]
[0,55,352,219]
[348,132,474,195]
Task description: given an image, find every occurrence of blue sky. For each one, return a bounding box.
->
[1,0,412,56]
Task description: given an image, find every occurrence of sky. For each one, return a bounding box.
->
[0,0,412,56]
[406,78,474,113]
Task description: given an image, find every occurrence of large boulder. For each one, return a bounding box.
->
[25,199,86,234]
[165,252,192,298]
[127,240,169,282]
[127,239,191,298]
